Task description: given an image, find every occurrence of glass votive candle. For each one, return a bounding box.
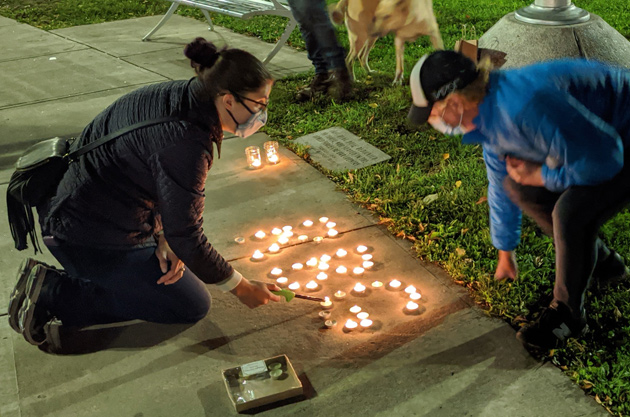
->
[333,290,346,300]
[362,254,373,261]
[405,285,417,294]
[276,277,288,286]
[292,263,304,270]
[336,266,347,274]
[303,220,314,227]
[389,279,402,289]
[344,319,358,330]
[410,292,422,301]
[254,230,266,239]
[357,312,370,320]
[362,261,374,269]
[349,305,362,314]
[305,280,319,291]
[251,250,264,261]
[357,245,368,253]
[327,229,339,238]
[316,272,328,281]
[325,221,337,229]
[245,145,262,169]
[372,281,384,289]
[288,282,300,290]
[336,249,348,258]
[353,283,366,294]
[270,267,283,276]
[264,140,280,164]
[271,228,283,236]
[320,254,332,262]
[306,257,318,268]
[268,243,280,253]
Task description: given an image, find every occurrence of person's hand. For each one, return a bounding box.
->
[155,233,186,285]
[230,278,281,308]
[495,249,518,281]
[505,156,544,187]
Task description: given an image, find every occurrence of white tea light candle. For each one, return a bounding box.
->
[410,292,422,301]
[270,267,282,276]
[389,279,402,289]
[406,301,419,311]
[271,228,283,236]
[245,146,262,169]
[277,236,289,245]
[362,261,374,269]
[316,272,328,281]
[360,319,373,328]
[333,290,346,300]
[353,267,365,275]
[264,141,280,164]
[276,277,288,286]
[353,283,366,293]
[325,221,336,229]
[254,230,266,239]
[357,312,369,320]
[318,262,330,271]
[405,285,417,294]
[292,263,304,270]
[345,319,358,330]
[305,280,319,290]
[320,254,332,262]
[298,235,308,242]
[372,281,384,288]
[336,266,348,274]
[327,229,339,237]
[303,220,314,227]
[357,245,368,253]
[268,243,280,253]
[251,250,264,260]
[306,257,318,267]
[349,305,362,314]
[319,217,329,223]
[320,296,333,309]
[361,254,373,261]
[282,225,292,232]
[336,249,348,257]
[288,282,300,290]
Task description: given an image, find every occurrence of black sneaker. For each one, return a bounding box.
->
[516,301,587,350]
[18,264,62,345]
[593,250,629,287]
[296,72,331,102]
[8,258,49,333]
[327,67,353,101]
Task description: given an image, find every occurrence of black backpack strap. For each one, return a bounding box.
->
[66,116,181,161]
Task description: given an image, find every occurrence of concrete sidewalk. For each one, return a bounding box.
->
[0,14,605,417]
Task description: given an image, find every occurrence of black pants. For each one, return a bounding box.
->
[503,160,630,317]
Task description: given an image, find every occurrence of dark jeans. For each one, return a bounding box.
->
[288,0,346,74]
[503,160,630,317]
[41,237,211,327]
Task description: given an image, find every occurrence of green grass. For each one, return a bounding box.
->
[2,0,630,414]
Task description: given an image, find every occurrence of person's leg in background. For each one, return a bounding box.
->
[288,0,351,101]
[18,237,211,345]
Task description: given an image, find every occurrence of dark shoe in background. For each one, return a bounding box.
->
[8,258,50,333]
[593,250,629,287]
[296,72,331,102]
[516,301,587,351]
[327,67,352,101]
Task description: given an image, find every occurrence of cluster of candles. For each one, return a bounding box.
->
[245,141,281,169]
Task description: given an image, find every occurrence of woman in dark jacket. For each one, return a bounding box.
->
[8,38,281,346]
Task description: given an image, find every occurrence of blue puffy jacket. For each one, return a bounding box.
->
[462,59,630,251]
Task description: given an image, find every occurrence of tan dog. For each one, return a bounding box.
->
[331,0,444,85]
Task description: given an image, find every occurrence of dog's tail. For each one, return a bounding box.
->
[328,0,348,25]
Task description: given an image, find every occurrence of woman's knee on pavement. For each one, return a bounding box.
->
[175,289,211,323]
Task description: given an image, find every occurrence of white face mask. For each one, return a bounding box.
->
[231,108,267,138]
[429,106,467,136]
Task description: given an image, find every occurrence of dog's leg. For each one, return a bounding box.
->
[392,36,405,85]
[359,36,378,74]
[347,30,367,81]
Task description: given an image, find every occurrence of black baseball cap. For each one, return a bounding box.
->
[408,50,478,125]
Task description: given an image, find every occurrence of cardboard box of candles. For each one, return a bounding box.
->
[222,354,303,412]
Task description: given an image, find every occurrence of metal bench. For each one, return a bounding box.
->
[143,0,297,64]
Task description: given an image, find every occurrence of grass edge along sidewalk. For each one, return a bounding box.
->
[1,0,629,415]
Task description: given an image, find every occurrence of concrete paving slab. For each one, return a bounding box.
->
[202,133,377,261]
[0,85,142,170]
[52,15,312,76]
[0,16,18,27]
[0,321,20,417]
[0,48,166,109]
[0,23,87,63]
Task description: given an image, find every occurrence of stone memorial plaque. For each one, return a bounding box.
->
[294,127,391,171]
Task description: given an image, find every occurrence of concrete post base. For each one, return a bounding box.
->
[478,13,630,69]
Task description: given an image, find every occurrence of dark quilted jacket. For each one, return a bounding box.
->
[39,77,234,284]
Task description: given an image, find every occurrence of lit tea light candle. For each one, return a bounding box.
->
[316,272,328,281]
[325,221,337,229]
[313,236,323,243]
[353,267,365,275]
[268,154,279,164]
[270,267,283,276]
[271,228,283,236]
[319,217,329,223]
[360,319,373,328]
[320,296,333,309]
[405,301,419,311]
[305,280,319,290]
[318,262,330,271]
[344,319,358,330]
[362,261,374,269]
[333,290,346,300]
[362,254,373,261]
[349,305,362,314]
[327,229,339,237]
[245,145,262,169]
[320,254,332,262]
[255,230,266,239]
[336,249,348,257]
[404,285,417,294]
[288,282,300,290]
[282,226,292,232]
[303,220,314,227]
[357,312,370,320]
[264,141,281,165]
[298,235,308,242]
[336,266,348,274]
[410,292,422,301]
[319,310,332,319]
[306,257,318,268]
[268,243,280,253]
[372,281,384,288]
[389,279,402,289]
[353,283,366,293]
[251,159,261,168]
[251,250,264,260]
[277,236,289,245]
[357,245,368,253]
[276,277,288,286]
[292,263,304,270]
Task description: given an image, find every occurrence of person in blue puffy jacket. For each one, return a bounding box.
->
[407,50,630,350]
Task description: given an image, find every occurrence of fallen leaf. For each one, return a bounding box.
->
[455,248,466,257]
[581,381,593,389]
[455,180,462,188]
[443,153,450,160]
[461,228,469,235]
[367,114,375,125]
[476,196,488,205]
[422,193,439,204]
[348,172,354,183]
[369,103,378,108]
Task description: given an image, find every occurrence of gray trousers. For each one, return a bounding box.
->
[503,160,630,317]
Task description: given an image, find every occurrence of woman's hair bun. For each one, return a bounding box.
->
[184,37,221,72]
